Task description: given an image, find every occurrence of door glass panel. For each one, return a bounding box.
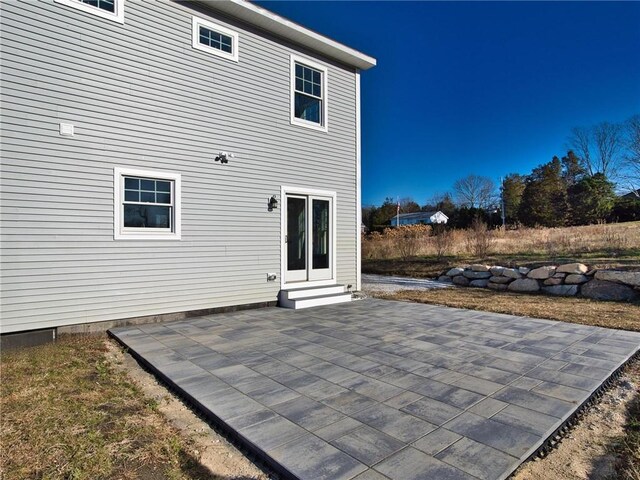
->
[287,197,306,271]
[312,199,329,269]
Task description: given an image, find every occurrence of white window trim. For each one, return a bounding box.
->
[192,16,239,63]
[290,54,329,133]
[55,0,124,24]
[114,167,182,240]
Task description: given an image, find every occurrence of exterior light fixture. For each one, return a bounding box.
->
[214,151,235,164]
[268,195,278,211]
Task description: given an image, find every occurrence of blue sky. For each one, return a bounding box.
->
[259,1,640,206]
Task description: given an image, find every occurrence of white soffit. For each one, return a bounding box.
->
[198,0,377,70]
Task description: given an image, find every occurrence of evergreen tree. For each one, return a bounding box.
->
[567,173,616,224]
[561,150,586,186]
[519,157,569,227]
[501,174,525,225]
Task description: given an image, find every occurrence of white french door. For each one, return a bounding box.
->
[283,189,335,285]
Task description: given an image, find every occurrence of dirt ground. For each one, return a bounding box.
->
[105,339,272,480]
[108,335,639,480]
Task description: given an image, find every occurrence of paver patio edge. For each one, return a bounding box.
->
[107,300,640,480]
[497,348,640,480]
[108,330,300,480]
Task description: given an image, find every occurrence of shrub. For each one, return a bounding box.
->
[463,218,494,259]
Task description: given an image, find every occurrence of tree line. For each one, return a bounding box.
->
[364,114,640,230]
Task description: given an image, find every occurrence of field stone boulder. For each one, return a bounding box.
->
[446,267,465,277]
[502,268,522,279]
[470,279,490,288]
[488,282,508,291]
[595,270,640,287]
[452,275,470,286]
[490,266,505,276]
[528,266,557,279]
[543,277,563,286]
[508,278,540,293]
[565,274,589,285]
[518,267,531,275]
[542,285,579,296]
[463,270,492,280]
[470,264,490,272]
[581,279,639,302]
[557,263,588,274]
[438,276,453,283]
[490,276,512,284]
[553,272,567,279]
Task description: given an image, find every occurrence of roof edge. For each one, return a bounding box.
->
[197,0,377,70]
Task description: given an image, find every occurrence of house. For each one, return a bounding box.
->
[0,0,376,344]
[390,211,449,226]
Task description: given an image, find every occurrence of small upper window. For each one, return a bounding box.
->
[192,17,238,62]
[114,167,181,240]
[290,55,328,132]
[55,0,124,23]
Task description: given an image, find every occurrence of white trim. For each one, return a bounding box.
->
[113,167,182,240]
[280,186,337,289]
[355,69,362,291]
[192,16,239,63]
[290,54,328,133]
[55,0,124,24]
[205,0,376,70]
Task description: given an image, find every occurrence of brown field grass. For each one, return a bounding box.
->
[374,288,640,331]
[363,221,640,262]
[0,335,208,480]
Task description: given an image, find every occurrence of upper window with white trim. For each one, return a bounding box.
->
[192,16,239,62]
[290,55,328,132]
[114,167,181,240]
[55,0,124,23]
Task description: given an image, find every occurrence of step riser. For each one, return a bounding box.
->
[286,285,346,300]
[281,294,352,310]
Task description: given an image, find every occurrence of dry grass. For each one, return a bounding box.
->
[363,221,640,261]
[613,361,640,480]
[0,335,210,480]
[374,288,640,331]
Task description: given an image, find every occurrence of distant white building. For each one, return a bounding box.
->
[391,211,449,226]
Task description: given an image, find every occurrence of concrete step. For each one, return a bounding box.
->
[278,285,352,309]
[282,284,347,300]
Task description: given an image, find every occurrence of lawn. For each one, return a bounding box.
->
[0,335,208,480]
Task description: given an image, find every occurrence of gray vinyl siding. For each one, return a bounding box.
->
[0,0,359,333]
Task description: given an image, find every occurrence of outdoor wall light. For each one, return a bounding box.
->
[215,151,235,164]
[268,195,278,211]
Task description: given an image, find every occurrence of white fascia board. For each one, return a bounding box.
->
[198,0,377,70]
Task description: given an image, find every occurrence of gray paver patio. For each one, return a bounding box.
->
[109,298,639,480]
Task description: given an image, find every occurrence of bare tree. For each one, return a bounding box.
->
[569,122,623,179]
[569,126,593,175]
[622,115,640,197]
[593,121,623,179]
[453,175,496,209]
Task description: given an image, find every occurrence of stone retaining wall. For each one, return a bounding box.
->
[437,263,640,302]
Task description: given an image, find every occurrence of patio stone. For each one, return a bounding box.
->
[444,412,540,457]
[331,425,405,466]
[401,397,464,426]
[270,434,367,480]
[109,298,639,480]
[435,437,518,480]
[412,428,462,455]
[374,447,475,480]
